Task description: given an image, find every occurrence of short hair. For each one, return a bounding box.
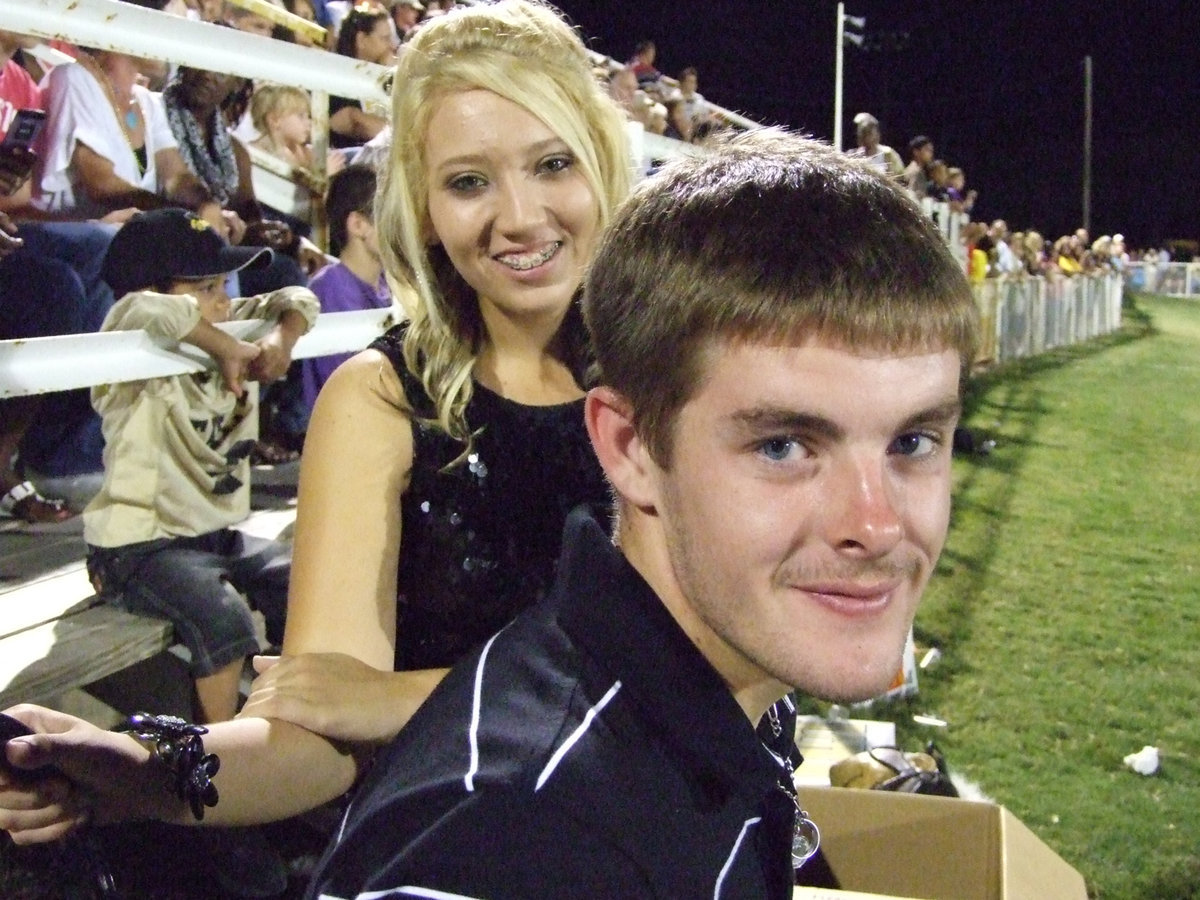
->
[678,66,697,80]
[584,129,979,466]
[326,164,378,256]
[249,83,310,135]
[909,135,932,152]
[335,5,389,57]
[376,0,631,447]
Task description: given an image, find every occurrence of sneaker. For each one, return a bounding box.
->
[21,469,105,511]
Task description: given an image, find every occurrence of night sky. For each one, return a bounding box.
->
[554,0,1198,249]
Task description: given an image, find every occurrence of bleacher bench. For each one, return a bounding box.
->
[0,559,172,709]
[0,508,295,710]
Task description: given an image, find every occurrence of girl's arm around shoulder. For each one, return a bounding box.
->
[284,348,414,668]
[239,349,449,744]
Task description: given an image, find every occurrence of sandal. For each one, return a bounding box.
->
[0,480,76,525]
[249,440,300,466]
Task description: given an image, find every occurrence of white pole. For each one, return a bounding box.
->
[1082,55,1093,236]
[834,2,845,151]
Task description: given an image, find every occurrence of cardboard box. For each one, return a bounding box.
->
[792,787,1088,900]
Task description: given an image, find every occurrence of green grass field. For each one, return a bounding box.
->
[836,292,1200,899]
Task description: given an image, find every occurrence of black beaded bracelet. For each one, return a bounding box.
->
[118,713,220,821]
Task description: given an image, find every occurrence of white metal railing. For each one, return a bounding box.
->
[1,0,391,103]
[0,308,399,399]
[972,273,1123,365]
[1124,262,1200,297]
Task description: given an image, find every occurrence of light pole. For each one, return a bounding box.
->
[834,3,864,151]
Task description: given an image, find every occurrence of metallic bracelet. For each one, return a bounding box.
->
[118,713,220,821]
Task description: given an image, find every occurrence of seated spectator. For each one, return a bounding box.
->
[0,30,126,509]
[351,122,392,171]
[87,208,318,723]
[607,65,662,133]
[278,0,326,48]
[161,65,323,290]
[627,39,664,96]
[662,93,692,142]
[850,112,903,179]
[225,1,276,37]
[904,134,933,197]
[328,5,392,150]
[300,164,390,416]
[0,212,79,524]
[34,46,206,218]
[248,82,346,181]
[390,0,425,42]
[677,65,719,140]
[194,0,227,23]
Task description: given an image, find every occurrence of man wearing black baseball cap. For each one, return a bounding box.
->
[88,207,320,726]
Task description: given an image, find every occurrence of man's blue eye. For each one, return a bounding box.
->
[759,438,796,461]
[891,432,937,456]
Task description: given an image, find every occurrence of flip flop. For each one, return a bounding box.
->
[0,480,76,525]
[250,441,300,466]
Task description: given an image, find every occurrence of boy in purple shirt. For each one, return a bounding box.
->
[300,164,391,413]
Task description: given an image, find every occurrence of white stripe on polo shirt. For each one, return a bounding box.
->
[534,679,622,791]
[713,816,761,899]
[318,886,486,900]
[463,630,504,792]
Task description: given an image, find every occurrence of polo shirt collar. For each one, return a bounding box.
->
[556,509,786,801]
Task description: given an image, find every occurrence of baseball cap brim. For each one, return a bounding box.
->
[173,245,274,282]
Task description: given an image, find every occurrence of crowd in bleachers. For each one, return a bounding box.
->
[600,40,727,145]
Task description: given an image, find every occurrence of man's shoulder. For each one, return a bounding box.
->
[369,605,587,790]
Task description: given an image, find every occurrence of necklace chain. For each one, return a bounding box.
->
[77,54,141,139]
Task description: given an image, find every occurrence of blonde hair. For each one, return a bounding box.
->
[376,0,631,448]
[250,83,311,135]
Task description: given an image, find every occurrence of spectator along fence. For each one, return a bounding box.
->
[1125,261,1200,298]
[920,198,1124,366]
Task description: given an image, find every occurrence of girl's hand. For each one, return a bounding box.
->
[239,654,443,745]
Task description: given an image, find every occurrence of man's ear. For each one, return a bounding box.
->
[585,386,660,512]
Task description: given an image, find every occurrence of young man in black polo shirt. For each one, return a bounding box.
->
[303,130,979,899]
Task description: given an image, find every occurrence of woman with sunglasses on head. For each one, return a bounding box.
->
[1,0,631,842]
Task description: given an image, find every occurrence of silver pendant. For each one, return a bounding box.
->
[792,809,820,869]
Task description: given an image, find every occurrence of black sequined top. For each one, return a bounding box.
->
[371,326,612,671]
